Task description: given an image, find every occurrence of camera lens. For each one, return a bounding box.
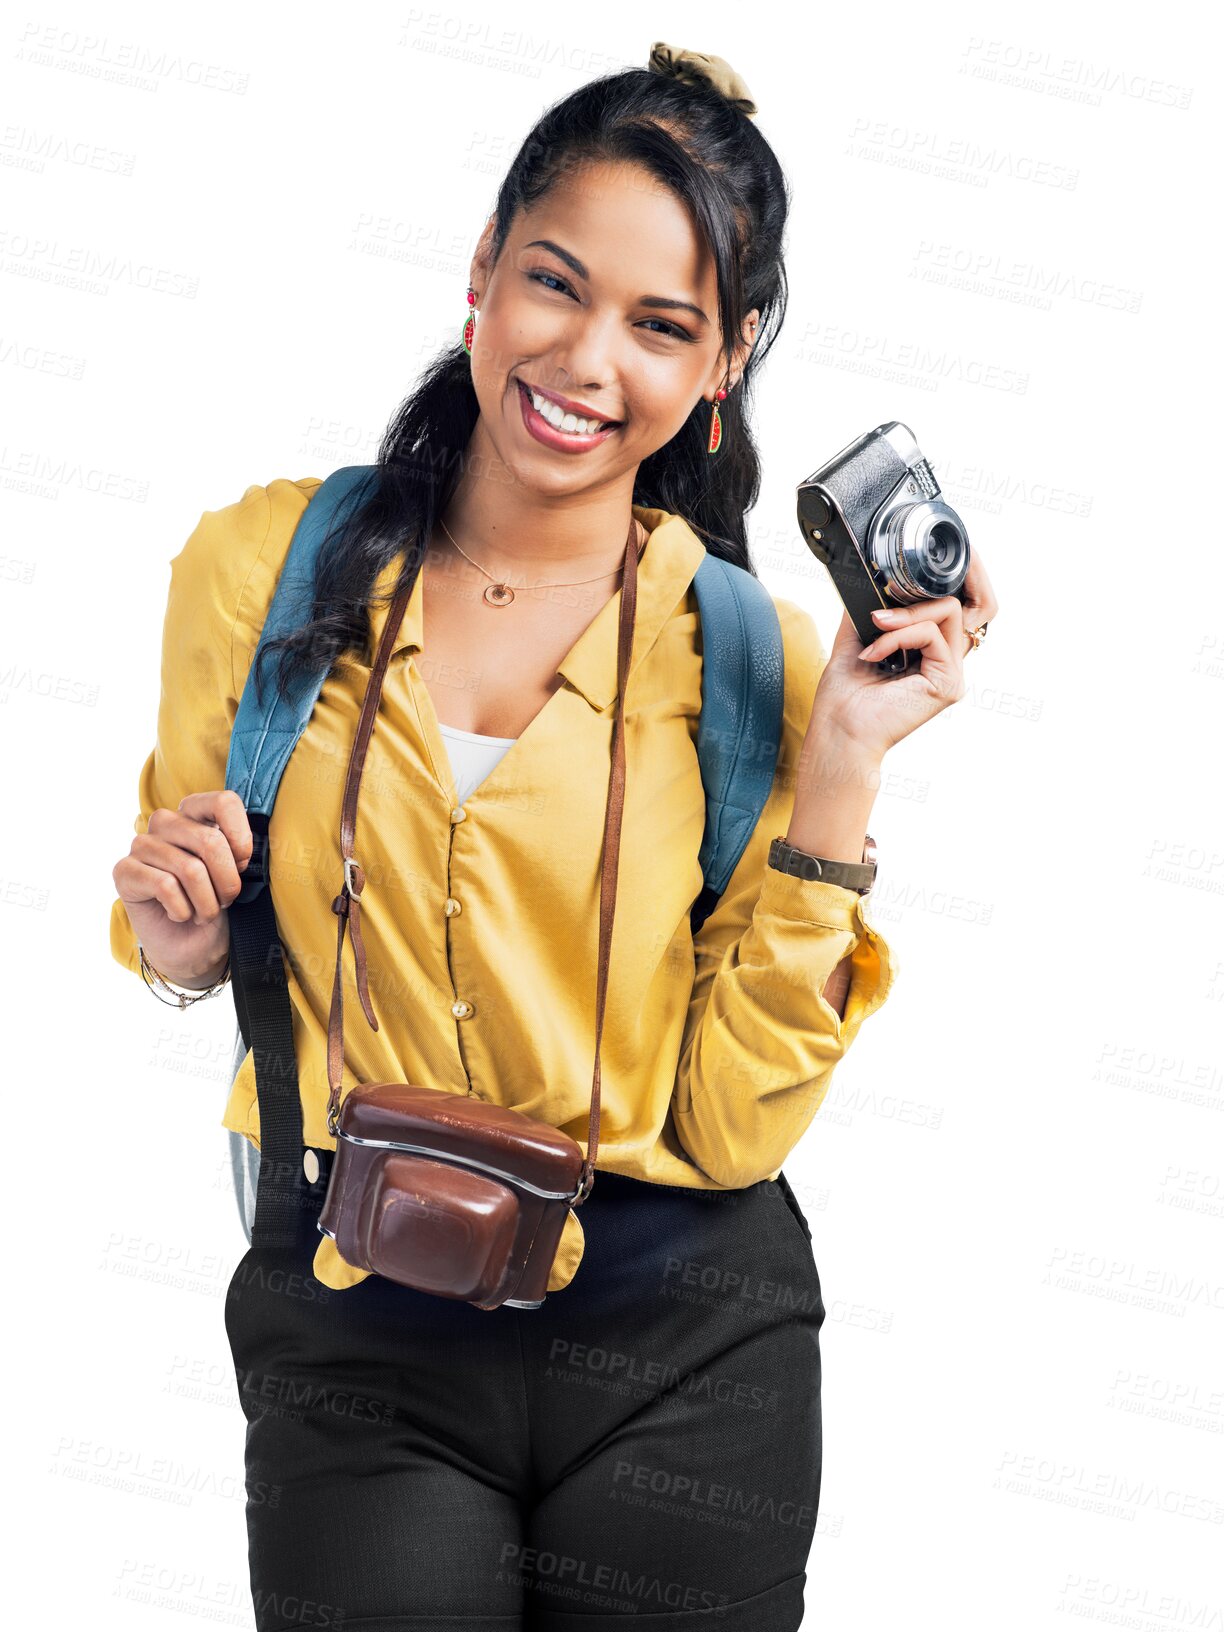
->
[870,499,970,604]
[927,521,961,570]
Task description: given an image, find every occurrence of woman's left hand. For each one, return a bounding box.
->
[810,550,1000,762]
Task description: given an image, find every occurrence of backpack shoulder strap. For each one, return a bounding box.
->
[688,550,784,936]
[225,466,381,1246]
[225,465,378,822]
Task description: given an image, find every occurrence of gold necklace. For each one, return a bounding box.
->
[436,515,646,608]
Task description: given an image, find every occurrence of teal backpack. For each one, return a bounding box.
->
[222,467,785,1247]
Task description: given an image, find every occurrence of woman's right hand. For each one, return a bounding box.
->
[112,790,254,985]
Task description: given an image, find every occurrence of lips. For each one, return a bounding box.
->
[515,380,623,454]
[517,379,622,429]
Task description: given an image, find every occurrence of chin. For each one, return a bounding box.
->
[507,429,627,491]
[513,458,604,500]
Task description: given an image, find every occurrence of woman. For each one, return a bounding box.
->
[110,44,996,1632]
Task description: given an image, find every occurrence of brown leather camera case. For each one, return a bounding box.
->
[317,1083,586,1308]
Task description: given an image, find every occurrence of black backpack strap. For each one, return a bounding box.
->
[228,813,324,1249]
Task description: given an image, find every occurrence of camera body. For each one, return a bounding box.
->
[796,421,971,675]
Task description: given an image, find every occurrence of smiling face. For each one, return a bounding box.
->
[465,158,758,499]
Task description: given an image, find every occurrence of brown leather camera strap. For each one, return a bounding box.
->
[324,515,641,1205]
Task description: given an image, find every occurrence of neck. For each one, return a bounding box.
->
[439,419,645,573]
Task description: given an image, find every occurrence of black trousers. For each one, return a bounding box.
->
[224,1157,825,1632]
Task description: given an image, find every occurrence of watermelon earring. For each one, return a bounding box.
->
[462,286,476,354]
[707,384,728,455]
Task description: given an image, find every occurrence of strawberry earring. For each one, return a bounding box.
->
[707,384,728,455]
[462,286,477,354]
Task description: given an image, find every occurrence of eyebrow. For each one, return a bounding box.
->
[524,239,710,326]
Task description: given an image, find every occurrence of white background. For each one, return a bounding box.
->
[3,0,1219,1625]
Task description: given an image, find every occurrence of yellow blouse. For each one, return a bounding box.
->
[109,477,898,1294]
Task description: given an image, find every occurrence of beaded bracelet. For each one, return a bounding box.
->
[138,940,231,1009]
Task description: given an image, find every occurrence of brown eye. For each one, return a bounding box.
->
[639,317,691,341]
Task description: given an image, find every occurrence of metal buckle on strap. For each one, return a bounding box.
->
[570,1166,596,1206]
[343,855,361,897]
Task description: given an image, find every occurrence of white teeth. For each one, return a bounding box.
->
[527,386,613,436]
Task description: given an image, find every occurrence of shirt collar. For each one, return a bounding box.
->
[366,505,707,712]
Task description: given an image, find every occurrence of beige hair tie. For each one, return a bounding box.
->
[647,41,758,118]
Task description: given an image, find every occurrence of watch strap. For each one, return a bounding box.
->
[768,833,877,895]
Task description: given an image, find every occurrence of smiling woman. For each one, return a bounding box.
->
[110,39,895,1632]
[458,156,762,513]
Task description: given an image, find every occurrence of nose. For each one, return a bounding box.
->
[545,307,623,419]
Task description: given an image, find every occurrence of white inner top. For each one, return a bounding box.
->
[437,720,518,804]
[438,721,518,744]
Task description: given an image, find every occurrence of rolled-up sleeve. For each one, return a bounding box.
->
[670,595,898,1189]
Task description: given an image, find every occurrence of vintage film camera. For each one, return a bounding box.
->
[796,422,971,675]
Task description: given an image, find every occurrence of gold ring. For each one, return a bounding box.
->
[964,622,988,655]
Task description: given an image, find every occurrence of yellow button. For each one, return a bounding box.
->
[452,999,474,1019]
[450,806,467,823]
[444,897,462,916]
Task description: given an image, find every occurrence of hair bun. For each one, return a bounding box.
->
[647,42,758,118]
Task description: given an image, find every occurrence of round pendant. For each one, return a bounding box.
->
[484,582,515,607]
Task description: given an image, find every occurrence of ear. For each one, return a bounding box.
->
[702,308,761,401]
[468,215,498,302]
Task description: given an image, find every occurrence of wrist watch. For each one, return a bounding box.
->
[768,832,877,895]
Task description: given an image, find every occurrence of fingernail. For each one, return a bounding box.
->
[859,643,877,660]
[871,608,897,623]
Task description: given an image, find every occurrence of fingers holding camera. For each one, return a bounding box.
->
[859,595,967,702]
[958,552,1000,656]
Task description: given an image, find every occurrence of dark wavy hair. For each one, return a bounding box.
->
[255,61,791,706]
